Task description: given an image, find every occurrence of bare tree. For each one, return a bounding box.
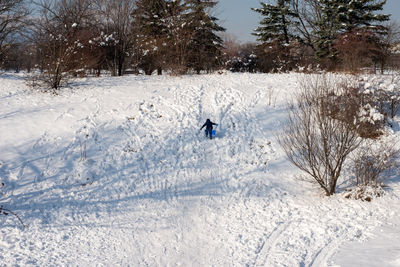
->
[0,0,29,67]
[31,0,94,89]
[278,75,362,196]
[334,30,383,73]
[92,0,135,76]
[382,21,400,72]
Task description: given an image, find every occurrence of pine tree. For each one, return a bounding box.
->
[185,0,225,74]
[338,0,390,33]
[252,0,299,72]
[132,0,169,75]
[338,0,390,73]
[252,0,298,46]
[163,0,191,73]
[313,0,343,61]
[313,0,390,63]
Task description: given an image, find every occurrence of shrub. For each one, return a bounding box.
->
[278,75,362,196]
[351,139,399,187]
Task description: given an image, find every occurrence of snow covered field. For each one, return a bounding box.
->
[0,72,399,266]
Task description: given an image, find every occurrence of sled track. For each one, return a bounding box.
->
[253,221,293,267]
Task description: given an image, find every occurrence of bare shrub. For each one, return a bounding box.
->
[278,75,362,196]
[321,79,387,139]
[352,139,399,187]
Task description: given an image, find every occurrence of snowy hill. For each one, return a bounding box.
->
[0,72,399,266]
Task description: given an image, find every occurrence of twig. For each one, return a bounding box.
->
[0,206,26,230]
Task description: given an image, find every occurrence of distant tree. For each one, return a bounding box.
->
[1,42,35,72]
[185,0,225,74]
[334,30,382,72]
[131,0,169,75]
[252,0,299,71]
[335,0,390,72]
[385,22,400,71]
[337,0,390,33]
[0,0,28,68]
[92,0,135,76]
[289,0,390,69]
[32,0,94,89]
[222,37,258,73]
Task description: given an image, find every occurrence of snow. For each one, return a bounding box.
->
[334,216,400,267]
[0,72,399,266]
[358,104,384,124]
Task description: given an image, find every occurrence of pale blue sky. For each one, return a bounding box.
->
[217,0,400,43]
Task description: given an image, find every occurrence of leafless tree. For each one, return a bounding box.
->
[382,21,400,72]
[290,0,320,51]
[0,0,29,67]
[31,0,94,89]
[278,75,362,196]
[334,30,383,73]
[92,0,135,76]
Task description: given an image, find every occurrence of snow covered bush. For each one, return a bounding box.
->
[323,75,400,139]
[343,184,385,202]
[358,75,400,128]
[278,75,362,196]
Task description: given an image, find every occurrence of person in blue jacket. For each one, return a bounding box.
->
[200,119,218,139]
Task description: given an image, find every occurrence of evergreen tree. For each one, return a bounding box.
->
[252,0,298,46]
[313,0,343,61]
[337,0,390,72]
[163,0,191,73]
[185,0,225,74]
[338,0,390,33]
[132,0,169,75]
[313,0,390,64]
[252,0,299,72]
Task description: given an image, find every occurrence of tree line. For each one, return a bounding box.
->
[1,0,225,88]
[0,0,399,89]
[249,0,399,73]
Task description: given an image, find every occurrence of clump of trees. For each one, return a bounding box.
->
[1,0,225,88]
[0,0,29,71]
[222,35,258,73]
[252,0,398,73]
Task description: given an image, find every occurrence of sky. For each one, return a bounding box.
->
[217,0,400,43]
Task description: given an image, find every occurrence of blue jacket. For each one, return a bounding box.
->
[200,119,217,131]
